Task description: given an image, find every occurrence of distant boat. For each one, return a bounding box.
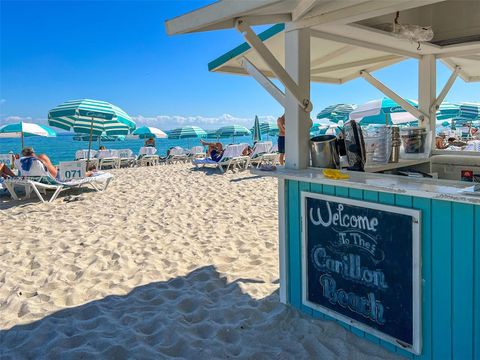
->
[73,134,125,142]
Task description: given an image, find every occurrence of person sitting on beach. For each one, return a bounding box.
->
[99,145,107,151]
[200,139,224,162]
[19,147,58,178]
[435,133,448,149]
[145,136,156,148]
[0,162,15,178]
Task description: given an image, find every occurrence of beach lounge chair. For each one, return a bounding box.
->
[4,158,113,203]
[117,149,135,167]
[97,150,120,169]
[248,141,278,168]
[187,146,206,160]
[193,143,249,173]
[166,147,189,164]
[137,147,160,166]
[74,149,99,169]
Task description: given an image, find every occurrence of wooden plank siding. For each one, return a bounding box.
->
[284,179,479,360]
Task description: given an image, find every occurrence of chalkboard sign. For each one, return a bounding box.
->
[301,192,421,354]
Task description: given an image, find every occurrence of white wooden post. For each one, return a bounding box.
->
[285,26,311,169]
[418,55,436,130]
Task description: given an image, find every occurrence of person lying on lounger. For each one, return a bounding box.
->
[19,147,58,178]
[200,140,224,162]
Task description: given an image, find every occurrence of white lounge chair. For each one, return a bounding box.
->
[166,147,189,164]
[97,150,120,169]
[193,143,249,173]
[249,141,279,168]
[137,147,160,166]
[74,149,99,169]
[117,149,135,167]
[4,158,113,203]
[187,146,206,160]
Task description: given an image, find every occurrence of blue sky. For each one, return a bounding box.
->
[1,0,479,130]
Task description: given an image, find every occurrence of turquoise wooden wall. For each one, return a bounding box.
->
[285,179,480,360]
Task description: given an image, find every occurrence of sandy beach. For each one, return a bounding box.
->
[0,164,402,359]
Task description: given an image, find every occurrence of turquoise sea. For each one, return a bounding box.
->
[0,133,275,165]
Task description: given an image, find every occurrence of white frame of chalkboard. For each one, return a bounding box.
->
[301,191,422,355]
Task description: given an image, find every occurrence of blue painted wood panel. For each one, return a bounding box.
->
[284,180,479,360]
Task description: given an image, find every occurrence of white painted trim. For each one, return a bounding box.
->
[309,29,421,59]
[432,66,459,111]
[360,70,427,121]
[236,19,313,112]
[165,0,283,35]
[278,178,287,304]
[291,0,443,30]
[436,45,480,59]
[311,55,400,75]
[300,191,422,355]
[292,0,318,21]
[240,57,286,107]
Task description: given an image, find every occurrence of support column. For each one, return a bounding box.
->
[418,55,436,131]
[285,26,311,169]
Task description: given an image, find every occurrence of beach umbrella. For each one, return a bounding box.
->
[48,99,135,164]
[0,122,56,148]
[317,103,357,123]
[459,102,480,120]
[252,115,262,142]
[437,102,461,120]
[168,125,207,147]
[133,126,167,139]
[216,125,251,143]
[349,97,418,125]
[168,126,207,139]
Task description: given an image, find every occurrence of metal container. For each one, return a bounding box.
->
[400,127,427,154]
[310,135,340,169]
[389,126,400,163]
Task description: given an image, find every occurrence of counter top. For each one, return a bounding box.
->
[252,167,480,205]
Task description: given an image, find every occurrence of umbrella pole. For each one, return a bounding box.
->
[86,117,94,169]
[21,131,24,149]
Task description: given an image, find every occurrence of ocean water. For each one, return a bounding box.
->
[0,134,275,165]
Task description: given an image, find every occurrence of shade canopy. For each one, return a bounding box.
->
[0,122,56,138]
[167,0,480,82]
[168,126,207,139]
[459,102,480,120]
[48,99,136,135]
[133,126,168,139]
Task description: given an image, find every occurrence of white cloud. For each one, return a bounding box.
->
[131,113,276,130]
[0,99,5,104]
[0,116,48,126]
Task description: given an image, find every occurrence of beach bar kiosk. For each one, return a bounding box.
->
[166,1,480,358]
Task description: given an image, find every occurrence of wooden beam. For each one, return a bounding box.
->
[292,0,318,21]
[165,0,282,35]
[310,45,353,67]
[360,70,428,121]
[311,55,400,75]
[292,0,446,29]
[437,45,480,59]
[240,57,286,107]
[236,19,312,112]
[433,66,460,111]
[310,28,421,59]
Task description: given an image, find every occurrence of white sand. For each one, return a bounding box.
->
[0,164,402,359]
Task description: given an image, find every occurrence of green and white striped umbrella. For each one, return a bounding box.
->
[216,125,250,143]
[168,126,207,139]
[0,122,56,149]
[133,126,167,139]
[48,99,135,136]
[252,116,262,142]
